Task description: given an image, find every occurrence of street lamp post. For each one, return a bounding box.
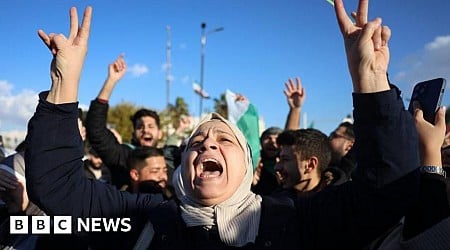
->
[199,22,223,117]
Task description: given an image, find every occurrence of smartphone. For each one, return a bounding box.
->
[408,78,446,124]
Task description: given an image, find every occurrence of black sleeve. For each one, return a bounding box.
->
[403,173,450,239]
[25,92,163,219]
[294,86,421,249]
[85,99,132,188]
[352,85,420,187]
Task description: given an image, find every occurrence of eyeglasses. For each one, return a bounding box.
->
[329,132,353,141]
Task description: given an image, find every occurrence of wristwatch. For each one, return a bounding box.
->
[419,166,446,178]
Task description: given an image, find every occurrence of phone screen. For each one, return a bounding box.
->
[408,78,446,124]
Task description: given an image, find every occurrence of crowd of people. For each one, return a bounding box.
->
[1,0,449,249]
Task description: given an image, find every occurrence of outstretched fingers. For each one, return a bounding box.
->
[68,7,79,41]
[355,0,369,27]
[38,30,58,55]
[76,6,92,46]
[334,0,353,36]
[285,78,295,92]
[37,30,51,50]
[295,77,301,89]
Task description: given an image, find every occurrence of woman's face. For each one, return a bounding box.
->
[182,120,246,206]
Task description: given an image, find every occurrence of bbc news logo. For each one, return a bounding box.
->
[10,216,131,234]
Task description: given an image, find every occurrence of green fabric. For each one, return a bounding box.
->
[236,104,260,170]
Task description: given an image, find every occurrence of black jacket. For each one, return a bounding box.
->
[85,99,180,189]
[26,87,421,249]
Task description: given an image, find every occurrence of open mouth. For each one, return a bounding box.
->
[199,158,223,178]
[142,136,154,143]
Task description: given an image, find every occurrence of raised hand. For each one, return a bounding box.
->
[107,54,127,83]
[334,0,390,93]
[38,6,92,104]
[97,54,127,101]
[284,77,305,110]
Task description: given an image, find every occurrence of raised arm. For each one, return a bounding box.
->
[38,6,91,104]
[284,77,305,130]
[333,0,419,186]
[97,54,127,101]
[335,0,390,93]
[26,7,160,219]
[85,55,131,189]
[400,104,449,242]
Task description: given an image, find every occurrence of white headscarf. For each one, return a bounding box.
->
[173,113,262,247]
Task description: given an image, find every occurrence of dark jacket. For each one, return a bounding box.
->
[85,99,180,189]
[251,157,279,195]
[26,87,420,249]
[366,174,450,249]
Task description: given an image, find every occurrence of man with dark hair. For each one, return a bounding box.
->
[329,121,354,165]
[126,146,170,198]
[128,108,162,147]
[252,77,306,195]
[83,147,112,184]
[275,128,332,197]
[324,121,356,185]
[85,55,180,190]
[251,126,283,195]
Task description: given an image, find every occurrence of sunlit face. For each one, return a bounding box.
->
[133,116,162,147]
[329,126,353,161]
[261,134,279,158]
[183,120,246,206]
[132,156,168,188]
[275,145,304,189]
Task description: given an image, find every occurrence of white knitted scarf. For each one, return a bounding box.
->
[173,113,262,247]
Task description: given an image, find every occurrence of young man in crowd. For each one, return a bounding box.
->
[126,146,172,198]
[85,55,183,190]
[323,121,356,185]
[275,128,332,197]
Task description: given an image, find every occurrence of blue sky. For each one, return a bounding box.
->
[1,0,450,141]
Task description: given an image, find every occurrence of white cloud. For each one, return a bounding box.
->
[394,35,450,90]
[0,80,38,132]
[128,63,149,77]
[425,36,450,50]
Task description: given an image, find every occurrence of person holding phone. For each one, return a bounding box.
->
[408,78,446,124]
[25,0,425,249]
[367,105,450,249]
